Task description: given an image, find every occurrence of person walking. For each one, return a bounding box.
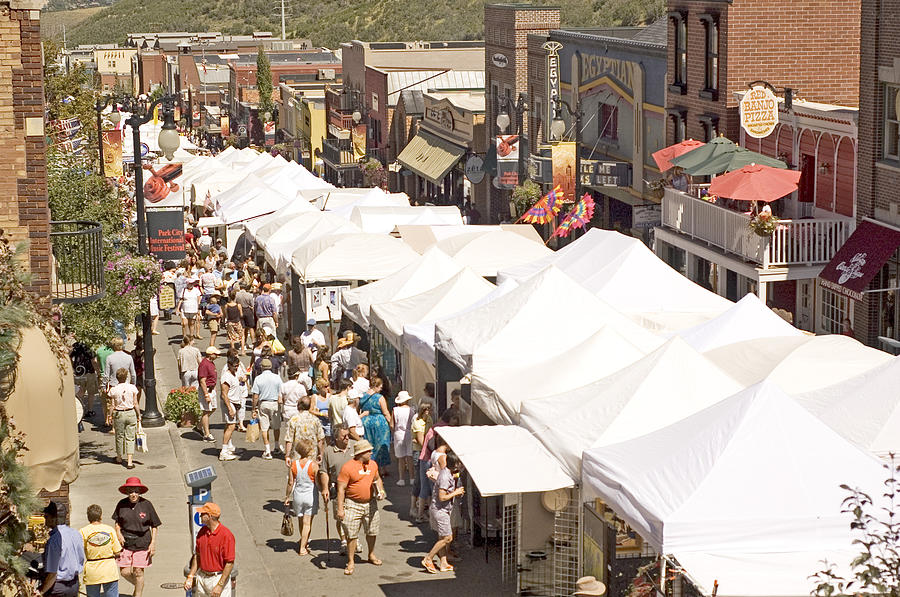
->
[391,391,415,486]
[300,318,325,358]
[103,338,136,391]
[185,503,235,597]
[313,346,331,388]
[335,440,386,575]
[286,336,314,379]
[318,424,356,555]
[71,342,100,419]
[218,356,242,461]
[80,504,122,597]
[40,501,85,597]
[177,278,203,338]
[108,368,141,469]
[342,390,364,441]
[254,284,278,335]
[280,368,311,423]
[422,453,465,573]
[197,346,221,443]
[283,439,321,556]
[411,401,433,520]
[328,378,351,434]
[113,477,161,597]
[177,335,202,389]
[330,334,356,384]
[359,377,392,469]
[250,357,283,460]
[204,294,222,349]
[224,291,244,355]
[284,395,324,465]
[234,282,256,349]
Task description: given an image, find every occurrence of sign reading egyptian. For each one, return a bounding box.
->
[740,85,779,138]
[543,41,562,140]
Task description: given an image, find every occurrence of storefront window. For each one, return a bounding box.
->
[878,261,899,338]
[820,288,850,335]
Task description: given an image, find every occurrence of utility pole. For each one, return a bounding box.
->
[281,0,286,39]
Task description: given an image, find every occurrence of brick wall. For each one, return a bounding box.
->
[666,0,861,144]
[0,3,50,299]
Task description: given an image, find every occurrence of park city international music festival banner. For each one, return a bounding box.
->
[102,129,123,177]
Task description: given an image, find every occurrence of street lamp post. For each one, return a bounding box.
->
[95,96,122,176]
[550,97,584,203]
[126,94,180,428]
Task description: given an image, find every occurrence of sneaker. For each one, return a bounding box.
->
[263,451,273,460]
[273,446,284,457]
[396,479,406,486]
[203,434,216,443]
[339,540,347,555]
[219,452,236,461]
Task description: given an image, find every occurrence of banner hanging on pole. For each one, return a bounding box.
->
[102,129,123,177]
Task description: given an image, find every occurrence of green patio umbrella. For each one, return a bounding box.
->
[669,136,737,172]
[690,147,787,176]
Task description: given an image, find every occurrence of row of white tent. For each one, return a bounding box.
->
[334,225,898,597]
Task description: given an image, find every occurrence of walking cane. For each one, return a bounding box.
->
[325,494,333,562]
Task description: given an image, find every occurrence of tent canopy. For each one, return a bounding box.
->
[580,381,886,554]
[258,212,361,271]
[315,188,410,212]
[432,230,553,277]
[290,233,420,283]
[437,426,573,496]
[242,198,318,240]
[349,205,463,233]
[520,337,745,479]
[370,268,495,349]
[399,224,543,253]
[341,247,464,329]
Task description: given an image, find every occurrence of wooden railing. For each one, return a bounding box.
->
[662,187,853,267]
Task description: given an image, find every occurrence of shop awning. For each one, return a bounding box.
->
[437,426,573,496]
[819,220,900,301]
[397,130,466,184]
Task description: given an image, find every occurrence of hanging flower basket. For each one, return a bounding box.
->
[748,213,779,237]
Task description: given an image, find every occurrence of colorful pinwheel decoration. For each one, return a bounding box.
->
[554,193,595,238]
[521,185,564,224]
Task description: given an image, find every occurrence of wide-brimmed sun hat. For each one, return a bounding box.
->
[119,476,149,495]
[573,576,607,596]
[395,391,412,404]
[205,346,221,355]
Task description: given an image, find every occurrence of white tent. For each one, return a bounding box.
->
[314,188,410,212]
[435,267,622,372]
[241,199,318,240]
[349,205,463,233]
[370,268,496,349]
[341,247,464,329]
[580,381,886,556]
[437,426,574,496]
[191,170,250,207]
[676,293,804,352]
[399,224,544,254]
[470,324,664,425]
[402,279,519,367]
[290,233,420,284]
[705,334,892,394]
[794,356,900,456]
[257,212,361,271]
[432,230,553,277]
[520,337,745,478]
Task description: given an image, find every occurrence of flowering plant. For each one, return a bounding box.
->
[748,212,779,236]
[105,251,162,304]
[163,386,202,423]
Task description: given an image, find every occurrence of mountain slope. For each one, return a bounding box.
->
[62,0,664,49]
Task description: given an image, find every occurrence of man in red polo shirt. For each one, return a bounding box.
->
[184,503,235,597]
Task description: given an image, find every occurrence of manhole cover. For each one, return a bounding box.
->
[147,464,166,469]
[160,582,183,589]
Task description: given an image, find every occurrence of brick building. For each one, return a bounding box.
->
[665,0,861,144]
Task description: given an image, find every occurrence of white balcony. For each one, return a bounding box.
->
[661,187,853,268]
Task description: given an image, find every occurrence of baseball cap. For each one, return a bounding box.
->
[306,318,316,326]
[198,502,221,517]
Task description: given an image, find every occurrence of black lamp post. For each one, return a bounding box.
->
[95,96,122,176]
[497,93,528,184]
[550,97,584,203]
[126,94,180,428]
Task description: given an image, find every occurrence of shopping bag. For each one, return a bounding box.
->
[135,424,149,453]
[281,510,294,536]
[271,337,286,355]
[245,418,260,443]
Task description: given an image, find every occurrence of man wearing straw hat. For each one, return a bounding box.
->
[335,439,386,575]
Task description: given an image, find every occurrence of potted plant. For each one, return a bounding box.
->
[748,212,779,237]
[164,386,202,427]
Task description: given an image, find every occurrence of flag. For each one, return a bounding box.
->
[554,193,595,238]
[521,185,563,224]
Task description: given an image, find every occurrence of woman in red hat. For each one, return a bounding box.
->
[112,477,161,597]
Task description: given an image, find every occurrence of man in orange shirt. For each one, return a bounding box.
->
[335,440,386,575]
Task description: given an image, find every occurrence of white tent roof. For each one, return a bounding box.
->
[676,294,804,352]
[435,266,610,371]
[470,324,664,425]
[432,230,553,277]
[793,356,900,456]
[370,269,496,349]
[520,337,745,479]
[290,233,420,283]
[349,205,463,233]
[297,187,375,204]
[402,279,519,367]
[341,247,464,329]
[437,426,574,496]
[581,381,886,555]
[705,334,892,394]
[219,186,294,225]
[259,212,361,271]
[314,188,410,212]
[191,170,249,206]
[399,224,544,253]
[241,199,318,240]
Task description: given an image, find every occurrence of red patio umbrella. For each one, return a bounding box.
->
[652,139,705,172]
[707,164,802,202]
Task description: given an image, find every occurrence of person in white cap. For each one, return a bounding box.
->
[573,576,607,596]
[300,318,325,358]
[197,346,221,443]
[391,391,415,486]
[342,389,364,441]
[177,277,203,338]
[197,226,213,257]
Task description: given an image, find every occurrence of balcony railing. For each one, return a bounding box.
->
[661,187,853,268]
[50,221,105,304]
[322,137,358,167]
[328,110,357,131]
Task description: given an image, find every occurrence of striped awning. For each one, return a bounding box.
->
[397,130,466,184]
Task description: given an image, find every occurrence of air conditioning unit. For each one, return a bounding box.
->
[318,69,336,80]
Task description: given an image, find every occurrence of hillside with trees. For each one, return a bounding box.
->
[60,0,664,49]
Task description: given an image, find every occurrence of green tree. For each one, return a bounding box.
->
[256,45,274,119]
[43,39,98,166]
[511,179,543,219]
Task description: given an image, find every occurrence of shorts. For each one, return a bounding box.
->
[198,389,217,412]
[430,505,452,537]
[258,401,280,432]
[241,310,256,329]
[183,311,198,321]
[393,432,412,458]
[208,319,220,333]
[149,296,159,317]
[226,322,242,341]
[256,316,275,332]
[292,491,319,517]
[223,401,241,424]
[343,498,380,539]
[182,370,199,388]
[75,374,99,399]
[417,459,433,500]
[195,570,231,597]
[117,548,152,568]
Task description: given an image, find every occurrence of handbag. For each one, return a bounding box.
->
[245,417,260,443]
[135,423,149,453]
[426,465,439,482]
[280,509,294,536]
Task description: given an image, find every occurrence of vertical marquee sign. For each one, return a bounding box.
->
[543,41,563,143]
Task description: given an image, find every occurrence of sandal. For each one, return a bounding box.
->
[368,557,382,566]
[298,549,310,556]
[422,558,438,574]
[344,566,354,575]
[439,563,455,572]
